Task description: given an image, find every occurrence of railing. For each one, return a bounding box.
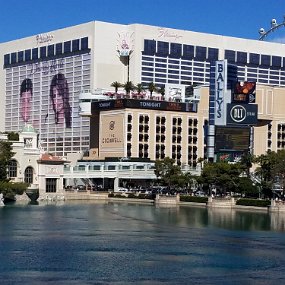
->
[63,165,157,179]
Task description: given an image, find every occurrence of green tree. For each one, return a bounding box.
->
[237,177,259,198]
[0,140,28,201]
[111,81,122,93]
[6,132,19,141]
[0,140,14,181]
[154,157,182,188]
[254,151,277,198]
[271,149,285,191]
[200,162,243,195]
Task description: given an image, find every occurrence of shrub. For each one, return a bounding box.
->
[180,195,208,203]
[236,198,270,207]
[127,193,136,198]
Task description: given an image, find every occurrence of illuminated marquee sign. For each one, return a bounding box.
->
[92,99,197,113]
[215,60,230,126]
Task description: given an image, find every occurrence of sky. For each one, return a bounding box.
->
[1,0,285,43]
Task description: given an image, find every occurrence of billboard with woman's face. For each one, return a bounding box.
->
[5,52,91,157]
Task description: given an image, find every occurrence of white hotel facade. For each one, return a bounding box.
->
[0,20,285,161]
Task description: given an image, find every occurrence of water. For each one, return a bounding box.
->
[0,201,285,284]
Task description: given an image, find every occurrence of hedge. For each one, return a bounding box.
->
[180,195,208,203]
[236,198,271,207]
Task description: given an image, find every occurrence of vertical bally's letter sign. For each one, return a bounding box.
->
[215,60,228,126]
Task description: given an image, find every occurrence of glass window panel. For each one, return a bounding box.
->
[40,46,47,58]
[81,37,88,50]
[48,45,55,57]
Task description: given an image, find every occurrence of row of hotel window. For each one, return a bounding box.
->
[142,39,285,68]
[4,37,89,66]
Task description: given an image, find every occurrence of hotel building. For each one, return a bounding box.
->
[1,21,285,165]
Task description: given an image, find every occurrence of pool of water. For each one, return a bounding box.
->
[0,201,285,284]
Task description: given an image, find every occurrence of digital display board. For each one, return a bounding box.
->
[233,81,256,103]
[215,126,250,152]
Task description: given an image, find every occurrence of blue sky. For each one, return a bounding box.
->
[1,0,285,43]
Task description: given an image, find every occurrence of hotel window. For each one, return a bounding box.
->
[208,48,219,61]
[81,37,89,50]
[142,39,156,56]
[46,178,57,193]
[32,48,38,60]
[4,54,10,66]
[249,53,260,66]
[169,43,182,59]
[195,46,207,61]
[8,160,17,178]
[261,54,271,67]
[182,44,194,60]
[40,46,47,58]
[56,43,63,55]
[64,41,71,53]
[25,49,31,61]
[156,41,169,57]
[18,51,24,63]
[237,51,247,64]
[48,45,54,57]
[72,39,80,52]
[11,52,17,64]
[188,117,198,167]
[272,56,281,67]
[155,63,167,68]
[225,50,236,63]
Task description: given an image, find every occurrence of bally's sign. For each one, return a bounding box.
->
[227,104,258,125]
[215,60,230,126]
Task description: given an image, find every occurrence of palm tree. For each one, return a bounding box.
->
[135,83,145,95]
[148,82,156,97]
[123,81,134,95]
[111,81,122,93]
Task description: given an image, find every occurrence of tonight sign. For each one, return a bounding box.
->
[92,99,197,113]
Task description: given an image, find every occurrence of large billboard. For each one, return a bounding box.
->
[215,126,250,152]
[5,53,91,157]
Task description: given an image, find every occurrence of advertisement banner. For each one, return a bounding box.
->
[5,53,91,157]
